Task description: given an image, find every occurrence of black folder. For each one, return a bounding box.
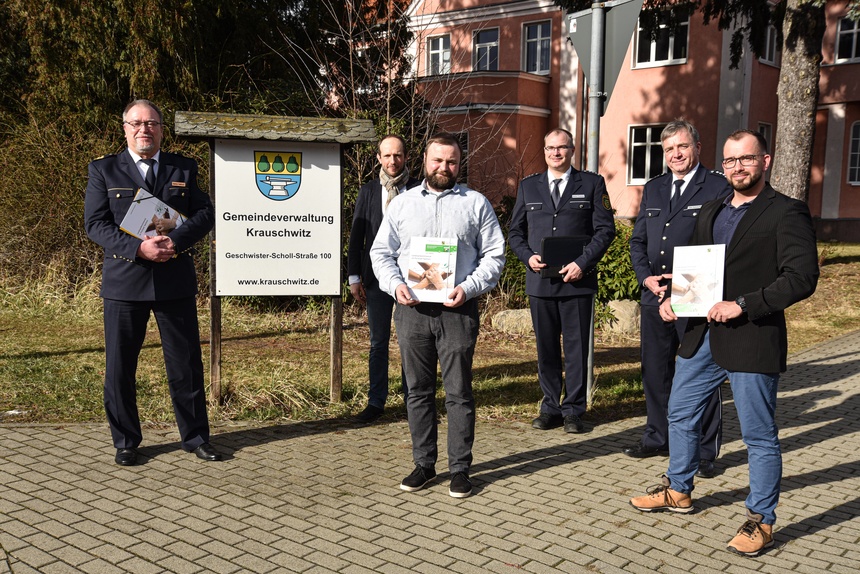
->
[540,235,590,278]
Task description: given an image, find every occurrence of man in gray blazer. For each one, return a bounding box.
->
[85,99,220,466]
[630,130,819,557]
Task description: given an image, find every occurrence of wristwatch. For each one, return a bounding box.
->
[735,295,747,313]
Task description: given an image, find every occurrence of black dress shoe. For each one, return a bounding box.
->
[532,413,563,430]
[696,459,716,478]
[563,414,585,433]
[193,443,223,461]
[355,404,384,423]
[115,448,138,466]
[622,443,669,459]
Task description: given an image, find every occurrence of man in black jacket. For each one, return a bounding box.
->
[630,130,819,557]
[347,135,420,423]
[84,99,220,466]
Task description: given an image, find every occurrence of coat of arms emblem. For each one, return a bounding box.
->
[255,151,302,200]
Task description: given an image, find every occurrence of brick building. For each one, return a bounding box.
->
[407,0,860,239]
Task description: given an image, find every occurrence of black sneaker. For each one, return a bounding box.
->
[355,404,384,423]
[400,465,436,492]
[532,413,563,430]
[563,414,584,433]
[448,472,472,498]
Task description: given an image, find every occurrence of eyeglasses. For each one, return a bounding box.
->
[544,145,573,152]
[721,154,762,169]
[124,120,161,130]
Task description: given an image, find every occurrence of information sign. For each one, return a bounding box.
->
[214,139,341,296]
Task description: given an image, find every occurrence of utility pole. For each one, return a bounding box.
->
[567,0,643,404]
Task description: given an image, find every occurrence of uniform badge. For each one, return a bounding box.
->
[255,151,302,201]
[602,193,612,211]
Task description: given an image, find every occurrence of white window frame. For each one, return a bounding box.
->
[473,28,499,71]
[633,13,689,68]
[523,20,551,75]
[849,121,860,185]
[760,24,781,67]
[427,35,451,75]
[628,124,667,185]
[836,17,860,63]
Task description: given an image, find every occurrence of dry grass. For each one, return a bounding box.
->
[1,243,858,426]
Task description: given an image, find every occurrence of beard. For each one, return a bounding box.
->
[427,169,456,190]
[730,169,762,192]
[135,138,156,154]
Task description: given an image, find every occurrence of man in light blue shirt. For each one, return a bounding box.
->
[370,133,505,498]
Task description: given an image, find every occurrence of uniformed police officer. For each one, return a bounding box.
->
[626,119,730,478]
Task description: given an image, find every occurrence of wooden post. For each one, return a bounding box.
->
[208,139,222,404]
[330,296,343,402]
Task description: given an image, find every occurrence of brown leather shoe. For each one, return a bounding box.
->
[726,512,774,556]
[629,475,694,513]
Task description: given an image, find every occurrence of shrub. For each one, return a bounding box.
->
[595,219,640,326]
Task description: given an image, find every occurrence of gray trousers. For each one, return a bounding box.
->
[394,300,479,473]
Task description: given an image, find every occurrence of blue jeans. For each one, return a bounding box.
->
[366,284,407,409]
[394,301,479,473]
[666,331,781,524]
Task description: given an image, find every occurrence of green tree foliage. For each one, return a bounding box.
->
[596,220,639,306]
[0,0,323,126]
[0,0,426,294]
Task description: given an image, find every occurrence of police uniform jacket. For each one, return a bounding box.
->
[629,165,731,307]
[84,150,214,301]
[508,168,615,297]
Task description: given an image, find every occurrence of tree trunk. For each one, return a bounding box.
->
[771,0,826,201]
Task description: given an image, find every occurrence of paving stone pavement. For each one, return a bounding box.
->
[2,331,859,573]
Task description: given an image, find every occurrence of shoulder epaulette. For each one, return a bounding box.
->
[709,169,725,177]
[92,153,116,161]
[646,172,668,184]
[522,172,542,180]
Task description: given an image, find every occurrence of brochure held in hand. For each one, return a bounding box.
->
[406,237,457,303]
[119,189,186,240]
[670,244,725,317]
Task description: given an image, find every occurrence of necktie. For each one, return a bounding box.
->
[551,178,562,208]
[670,179,683,211]
[141,158,157,190]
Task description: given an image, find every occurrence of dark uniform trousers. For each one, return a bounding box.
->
[530,295,593,417]
[104,297,209,451]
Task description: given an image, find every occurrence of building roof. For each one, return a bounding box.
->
[173,111,376,143]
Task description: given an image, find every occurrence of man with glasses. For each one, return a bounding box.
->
[629,130,819,557]
[85,99,221,466]
[626,120,730,479]
[509,128,615,433]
